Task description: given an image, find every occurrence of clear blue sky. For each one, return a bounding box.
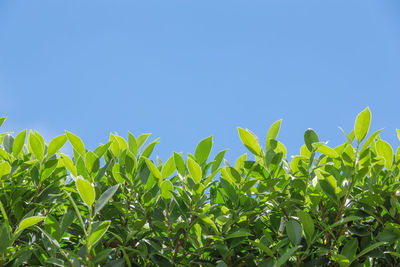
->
[1,0,400,162]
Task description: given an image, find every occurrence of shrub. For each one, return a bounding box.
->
[1,108,400,266]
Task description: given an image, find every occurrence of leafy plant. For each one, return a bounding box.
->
[1,107,400,266]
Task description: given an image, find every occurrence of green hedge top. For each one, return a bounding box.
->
[1,107,400,266]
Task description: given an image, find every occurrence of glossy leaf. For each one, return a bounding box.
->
[0,162,11,179]
[144,157,162,180]
[237,127,263,156]
[266,119,282,151]
[89,220,110,248]
[160,180,174,199]
[29,131,44,162]
[286,219,302,245]
[195,135,213,165]
[354,107,371,143]
[17,216,45,233]
[76,178,95,207]
[298,211,314,243]
[47,134,67,158]
[161,156,176,179]
[95,184,119,215]
[12,129,26,157]
[59,153,77,178]
[66,131,86,158]
[304,128,319,152]
[187,157,202,184]
[376,140,393,169]
[317,144,339,158]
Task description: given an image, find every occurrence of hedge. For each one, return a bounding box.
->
[1,107,400,266]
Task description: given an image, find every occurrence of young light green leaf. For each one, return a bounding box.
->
[194,135,213,165]
[161,156,175,179]
[0,162,11,179]
[66,131,86,158]
[160,180,174,199]
[136,133,151,149]
[128,131,138,155]
[298,211,314,243]
[17,216,45,233]
[29,131,44,162]
[266,119,282,151]
[211,149,227,173]
[95,184,119,215]
[397,129,400,141]
[112,163,125,184]
[173,152,186,177]
[286,219,302,245]
[44,215,61,241]
[144,157,162,180]
[76,178,95,207]
[354,107,371,143]
[0,117,6,128]
[317,145,339,158]
[85,151,100,174]
[376,140,394,169]
[89,220,110,248]
[12,129,26,157]
[59,153,77,178]
[304,128,319,152]
[187,157,202,184]
[237,127,263,156]
[47,134,67,158]
[221,166,241,184]
[41,159,58,181]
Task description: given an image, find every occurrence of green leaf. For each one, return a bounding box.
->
[297,211,314,244]
[376,140,394,169]
[248,240,274,257]
[317,144,339,158]
[195,135,213,165]
[112,163,125,184]
[341,239,358,262]
[237,127,263,156]
[136,133,151,149]
[221,166,241,184]
[47,134,67,158]
[266,119,282,151]
[352,241,387,263]
[85,151,100,174]
[44,215,61,241]
[12,129,26,157]
[225,229,252,239]
[319,179,337,202]
[59,153,77,178]
[29,131,44,162]
[275,246,298,267]
[304,128,319,152]
[0,117,6,127]
[212,149,227,173]
[76,178,95,207]
[187,157,202,184]
[173,152,186,176]
[95,184,119,215]
[330,216,362,228]
[144,157,162,180]
[89,220,110,248]
[161,156,176,179]
[160,180,174,199]
[41,159,58,181]
[286,219,302,245]
[17,216,45,233]
[0,162,11,179]
[354,107,371,143]
[128,131,138,155]
[66,131,86,158]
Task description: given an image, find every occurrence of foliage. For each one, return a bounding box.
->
[1,107,400,266]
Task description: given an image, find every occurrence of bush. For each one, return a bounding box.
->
[1,107,400,266]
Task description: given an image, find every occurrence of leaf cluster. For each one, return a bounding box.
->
[1,108,400,266]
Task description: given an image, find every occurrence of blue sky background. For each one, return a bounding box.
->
[0,0,400,162]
